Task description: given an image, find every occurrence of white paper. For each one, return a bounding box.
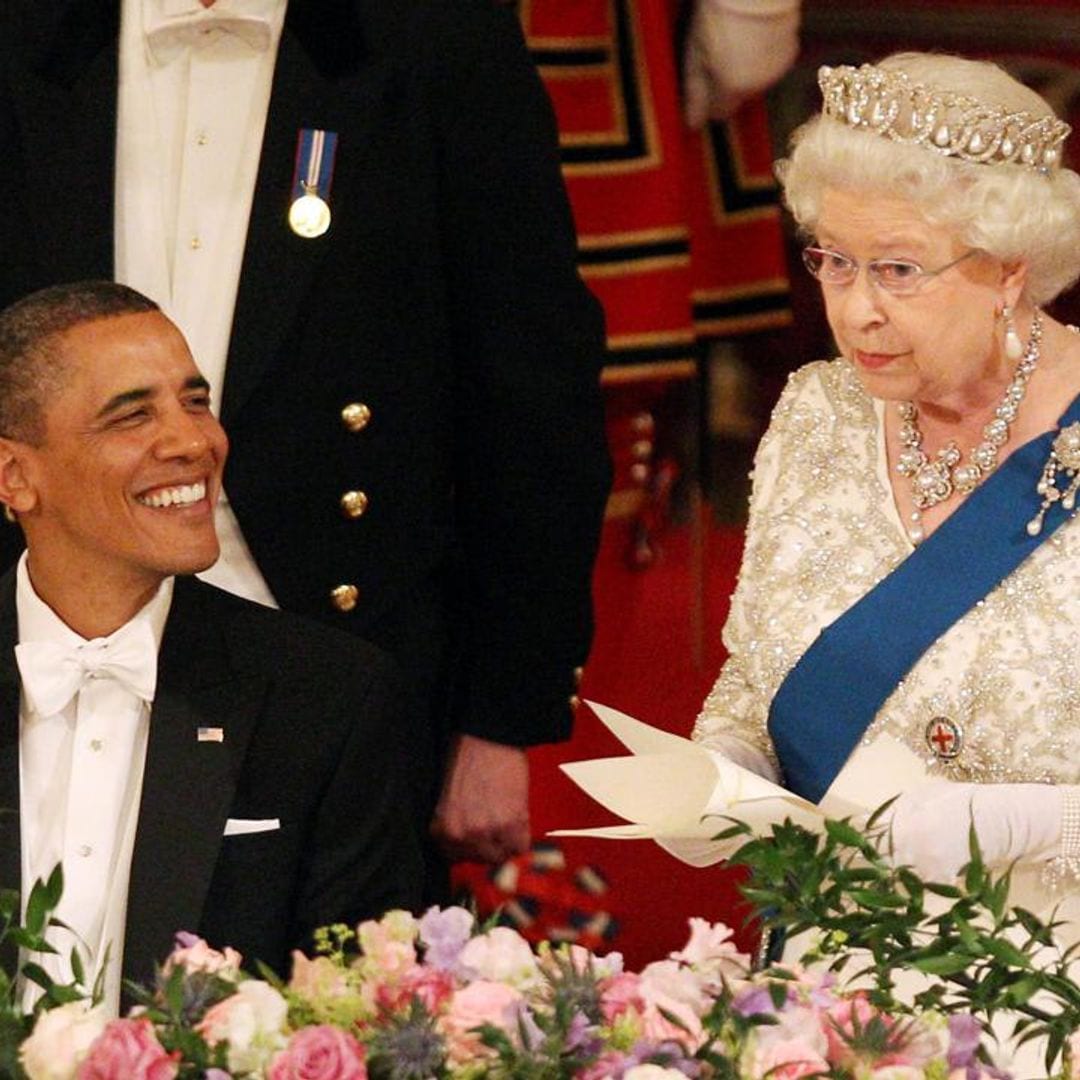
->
[550,701,928,867]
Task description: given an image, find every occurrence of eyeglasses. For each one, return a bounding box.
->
[801,246,977,296]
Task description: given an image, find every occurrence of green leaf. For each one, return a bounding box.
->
[909,954,974,977]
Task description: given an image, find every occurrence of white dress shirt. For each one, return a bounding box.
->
[115,0,287,607]
[17,555,173,1016]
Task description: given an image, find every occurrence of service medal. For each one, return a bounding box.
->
[289,189,332,238]
[289,128,338,239]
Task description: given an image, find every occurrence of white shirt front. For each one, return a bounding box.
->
[17,555,173,1016]
[115,0,287,607]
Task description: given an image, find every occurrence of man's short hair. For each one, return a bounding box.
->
[0,281,160,444]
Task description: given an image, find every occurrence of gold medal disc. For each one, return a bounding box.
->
[288,193,332,238]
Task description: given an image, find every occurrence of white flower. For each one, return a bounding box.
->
[458,926,539,988]
[670,918,749,980]
[871,1067,927,1080]
[624,1066,688,1080]
[20,1000,108,1080]
[197,979,288,1074]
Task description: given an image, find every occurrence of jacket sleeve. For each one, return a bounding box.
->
[422,2,612,746]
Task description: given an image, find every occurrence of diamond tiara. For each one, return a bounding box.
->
[818,63,1071,174]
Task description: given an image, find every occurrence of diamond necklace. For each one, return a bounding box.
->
[895,308,1043,544]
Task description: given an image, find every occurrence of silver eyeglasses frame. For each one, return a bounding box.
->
[801,246,978,295]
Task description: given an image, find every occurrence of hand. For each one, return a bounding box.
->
[884,780,1063,882]
[431,735,530,864]
[682,0,801,128]
[705,733,779,783]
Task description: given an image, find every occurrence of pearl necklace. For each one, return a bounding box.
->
[896,309,1043,544]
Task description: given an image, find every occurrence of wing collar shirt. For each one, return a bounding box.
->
[16,554,174,1017]
[115,0,286,608]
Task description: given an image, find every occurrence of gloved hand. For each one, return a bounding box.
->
[682,0,800,127]
[884,780,1065,882]
[706,733,780,783]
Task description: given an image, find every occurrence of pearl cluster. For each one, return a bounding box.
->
[1043,786,1080,891]
[1026,421,1080,536]
[819,64,1071,174]
[897,310,1042,544]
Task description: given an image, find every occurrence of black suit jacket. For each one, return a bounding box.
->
[0,1,611,760]
[0,574,424,985]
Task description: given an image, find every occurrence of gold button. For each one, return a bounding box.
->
[341,402,372,433]
[340,490,369,519]
[569,694,582,709]
[330,584,360,612]
[631,439,653,461]
[573,666,584,688]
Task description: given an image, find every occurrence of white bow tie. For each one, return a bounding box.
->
[145,3,272,65]
[16,621,158,718]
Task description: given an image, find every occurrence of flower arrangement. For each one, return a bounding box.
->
[9,905,1018,1080]
[4,816,1079,1079]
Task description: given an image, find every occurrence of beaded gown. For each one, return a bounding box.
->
[692,359,1080,907]
[692,358,1080,1070]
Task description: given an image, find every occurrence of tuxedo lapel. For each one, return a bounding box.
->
[13,0,118,283]
[123,580,265,982]
[221,20,394,425]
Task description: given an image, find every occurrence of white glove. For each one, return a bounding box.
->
[706,733,780,783]
[683,0,800,127]
[885,780,1065,882]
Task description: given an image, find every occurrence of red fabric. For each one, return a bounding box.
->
[527,517,758,969]
[520,0,791,373]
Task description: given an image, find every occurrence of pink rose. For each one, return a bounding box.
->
[825,996,929,1069]
[599,971,644,1024]
[75,1019,178,1080]
[378,965,456,1014]
[289,952,353,1003]
[437,980,524,1064]
[163,934,243,979]
[268,1026,366,1080]
[744,1039,830,1080]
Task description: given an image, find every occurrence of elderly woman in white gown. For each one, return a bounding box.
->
[693,52,1080,936]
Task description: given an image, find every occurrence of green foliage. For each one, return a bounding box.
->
[724,811,1080,1074]
[0,866,95,1079]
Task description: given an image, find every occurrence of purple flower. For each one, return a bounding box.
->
[172,931,201,949]
[417,906,474,972]
[947,1014,982,1070]
[732,986,780,1017]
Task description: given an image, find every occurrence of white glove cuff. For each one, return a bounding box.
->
[1043,785,1080,891]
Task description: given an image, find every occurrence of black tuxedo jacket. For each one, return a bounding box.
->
[0,0,610,757]
[0,574,424,985]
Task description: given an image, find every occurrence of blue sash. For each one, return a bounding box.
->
[768,392,1080,803]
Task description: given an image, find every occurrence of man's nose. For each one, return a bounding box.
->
[156,407,213,458]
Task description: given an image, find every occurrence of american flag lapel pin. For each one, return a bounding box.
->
[198,727,225,743]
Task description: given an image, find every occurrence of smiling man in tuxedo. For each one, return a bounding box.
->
[0,281,423,1015]
[0,0,611,885]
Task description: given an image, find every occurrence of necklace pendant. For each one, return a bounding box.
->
[912,458,953,508]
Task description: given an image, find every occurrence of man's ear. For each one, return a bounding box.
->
[0,438,39,518]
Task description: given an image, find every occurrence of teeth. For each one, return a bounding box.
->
[138,481,206,508]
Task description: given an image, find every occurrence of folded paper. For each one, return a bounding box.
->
[551,701,927,867]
